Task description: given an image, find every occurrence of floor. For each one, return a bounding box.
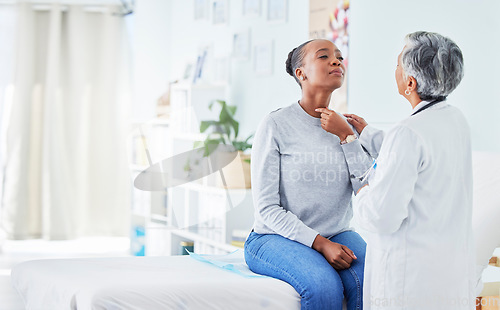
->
[0,237,130,310]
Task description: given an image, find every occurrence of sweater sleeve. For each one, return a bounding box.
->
[340,139,374,194]
[251,115,319,247]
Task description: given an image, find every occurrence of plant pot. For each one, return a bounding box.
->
[216,151,251,189]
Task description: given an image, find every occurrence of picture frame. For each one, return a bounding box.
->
[242,0,261,18]
[194,0,209,21]
[182,63,195,81]
[254,40,274,76]
[232,29,251,60]
[267,0,287,23]
[212,0,229,25]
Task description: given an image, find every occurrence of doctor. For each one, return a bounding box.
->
[322,31,475,309]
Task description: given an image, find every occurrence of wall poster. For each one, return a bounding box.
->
[309,0,350,113]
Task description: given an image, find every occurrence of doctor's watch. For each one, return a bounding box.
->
[340,134,357,145]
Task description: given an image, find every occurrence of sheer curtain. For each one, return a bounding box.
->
[0,2,131,240]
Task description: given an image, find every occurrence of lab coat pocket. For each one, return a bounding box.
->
[368,246,389,300]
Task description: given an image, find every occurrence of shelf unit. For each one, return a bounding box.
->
[128,118,171,256]
[129,83,255,256]
[146,185,253,256]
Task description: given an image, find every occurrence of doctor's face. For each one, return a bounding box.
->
[395,48,406,96]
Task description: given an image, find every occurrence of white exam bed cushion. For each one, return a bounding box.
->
[11,254,301,310]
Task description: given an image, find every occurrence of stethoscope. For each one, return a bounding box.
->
[355,99,443,182]
[411,99,443,116]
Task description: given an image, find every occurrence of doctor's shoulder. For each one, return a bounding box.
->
[384,122,425,147]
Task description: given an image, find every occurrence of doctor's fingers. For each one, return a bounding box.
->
[345,114,367,125]
[345,117,367,134]
[343,113,364,121]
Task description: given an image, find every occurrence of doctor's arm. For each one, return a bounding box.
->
[353,125,423,234]
[344,113,385,158]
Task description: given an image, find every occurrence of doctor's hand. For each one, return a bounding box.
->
[315,107,354,141]
[312,234,357,270]
[343,113,368,135]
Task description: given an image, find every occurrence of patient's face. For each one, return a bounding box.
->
[300,39,345,91]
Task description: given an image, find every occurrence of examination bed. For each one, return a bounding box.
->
[11,250,301,309]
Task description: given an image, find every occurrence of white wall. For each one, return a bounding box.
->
[133,0,500,152]
[133,0,309,138]
[132,0,173,122]
[348,0,500,152]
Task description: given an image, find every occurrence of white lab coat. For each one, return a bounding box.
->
[354,100,475,310]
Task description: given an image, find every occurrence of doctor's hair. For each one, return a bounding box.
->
[286,40,314,87]
[401,31,464,101]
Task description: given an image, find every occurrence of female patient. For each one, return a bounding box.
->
[244,39,372,310]
[341,31,474,309]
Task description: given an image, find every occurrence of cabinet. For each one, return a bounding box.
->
[129,83,254,256]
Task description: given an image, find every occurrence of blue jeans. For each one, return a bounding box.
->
[244,230,366,310]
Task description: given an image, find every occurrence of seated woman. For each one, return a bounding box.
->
[244,39,373,310]
[337,31,474,309]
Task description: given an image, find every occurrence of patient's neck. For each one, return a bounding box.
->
[299,89,333,118]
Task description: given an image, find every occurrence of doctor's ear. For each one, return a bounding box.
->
[407,76,417,92]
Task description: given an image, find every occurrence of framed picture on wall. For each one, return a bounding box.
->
[194,0,209,20]
[267,0,287,23]
[254,40,274,76]
[213,0,229,25]
[232,29,251,60]
[243,0,261,18]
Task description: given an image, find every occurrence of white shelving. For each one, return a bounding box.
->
[128,119,171,256]
[129,83,255,256]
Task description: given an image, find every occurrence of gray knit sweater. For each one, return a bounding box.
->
[251,102,372,247]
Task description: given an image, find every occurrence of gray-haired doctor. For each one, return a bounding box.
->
[345,31,475,309]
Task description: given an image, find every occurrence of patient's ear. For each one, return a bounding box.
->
[295,68,305,81]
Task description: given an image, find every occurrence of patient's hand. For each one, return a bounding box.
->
[315,107,354,141]
[312,234,357,270]
[344,113,368,135]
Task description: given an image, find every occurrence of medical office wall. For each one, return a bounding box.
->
[133,0,499,152]
[348,0,500,152]
[132,0,310,140]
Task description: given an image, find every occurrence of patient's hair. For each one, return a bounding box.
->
[401,31,464,101]
[285,40,313,87]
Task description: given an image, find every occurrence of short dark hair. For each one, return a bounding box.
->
[285,40,314,87]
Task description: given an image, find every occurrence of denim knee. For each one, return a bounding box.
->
[300,268,344,310]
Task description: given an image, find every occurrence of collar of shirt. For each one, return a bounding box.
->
[292,101,322,127]
[411,99,447,116]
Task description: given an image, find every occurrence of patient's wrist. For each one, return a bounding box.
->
[340,134,357,145]
[312,234,329,252]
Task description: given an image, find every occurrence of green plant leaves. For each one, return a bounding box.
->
[196,99,253,155]
[199,120,217,133]
[232,140,252,152]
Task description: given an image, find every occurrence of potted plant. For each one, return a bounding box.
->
[193,100,253,188]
